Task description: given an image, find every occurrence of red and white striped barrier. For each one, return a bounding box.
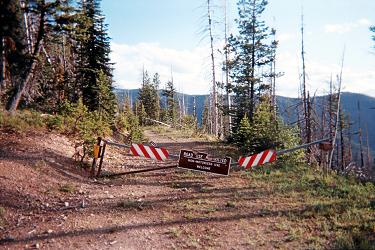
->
[130,143,169,161]
[238,149,276,169]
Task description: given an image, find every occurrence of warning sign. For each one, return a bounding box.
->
[178,150,231,176]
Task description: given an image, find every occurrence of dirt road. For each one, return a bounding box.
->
[0,128,325,249]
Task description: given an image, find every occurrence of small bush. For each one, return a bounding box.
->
[232,99,303,165]
[57,99,112,162]
[115,104,143,143]
[45,115,64,131]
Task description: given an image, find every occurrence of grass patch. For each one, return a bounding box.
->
[167,227,182,238]
[0,110,48,132]
[59,183,76,193]
[245,164,375,248]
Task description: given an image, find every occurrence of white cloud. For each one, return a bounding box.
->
[111,42,375,98]
[277,32,296,42]
[324,18,371,34]
[111,42,215,94]
[276,52,375,98]
[358,18,371,26]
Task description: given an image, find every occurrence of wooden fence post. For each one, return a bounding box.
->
[91,137,102,177]
[96,141,107,177]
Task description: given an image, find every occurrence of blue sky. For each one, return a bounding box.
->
[101,0,375,97]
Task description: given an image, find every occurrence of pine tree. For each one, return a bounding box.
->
[97,70,116,122]
[227,0,276,129]
[116,96,143,143]
[75,0,114,115]
[162,80,178,124]
[138,70,160,121]
[52,0,77,104]
[151,72,161,120]
[233,98,300,157]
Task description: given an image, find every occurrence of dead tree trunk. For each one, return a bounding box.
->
[328,50,345,170]
[365,124,372,168]
[300,12,308,142]
[223,0,232,135]
[207,0,218,136]
[339,108,345,171]
[358,100,364,167]
[7,1,46,113]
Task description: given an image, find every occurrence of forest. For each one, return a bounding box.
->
[0,0,374,249]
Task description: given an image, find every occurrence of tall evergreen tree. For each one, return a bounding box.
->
[138,70,161,121]
[227,0,276,129]
[162,80,178,124]
[75,0,114,116]
[52,0,77,103]
[151,72,161,120]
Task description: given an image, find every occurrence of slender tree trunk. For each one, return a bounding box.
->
[207,0,218,136]
[347,116,353,164]
[365,124,372,168]
[250,3,256,120]
[307,92,312,149]
[358,100,364,167]
[339,109,345,171]
[271,30,277,116]
[301,12,308,142]
[1,37,6,92]
[328,49,345,169]
[321,101,326,169]
[224,0,231,134]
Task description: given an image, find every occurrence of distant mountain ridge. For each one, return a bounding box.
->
[114,89,375,155]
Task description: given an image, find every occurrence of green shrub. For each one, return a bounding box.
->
[232,100,303,165]
[115,104,143,143]
[0,110,48,132]
[45,115,64,131]
[180,115,197,130]
[57,99,112,162]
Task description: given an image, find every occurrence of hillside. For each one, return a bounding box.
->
[115,89,375,155]
[0,127,374,249]
[277,93,375,156]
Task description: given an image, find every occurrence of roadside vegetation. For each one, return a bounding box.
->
[247,164,375,249]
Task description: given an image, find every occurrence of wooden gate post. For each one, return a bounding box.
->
[96,141,107,177]
[91,137,102,177]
